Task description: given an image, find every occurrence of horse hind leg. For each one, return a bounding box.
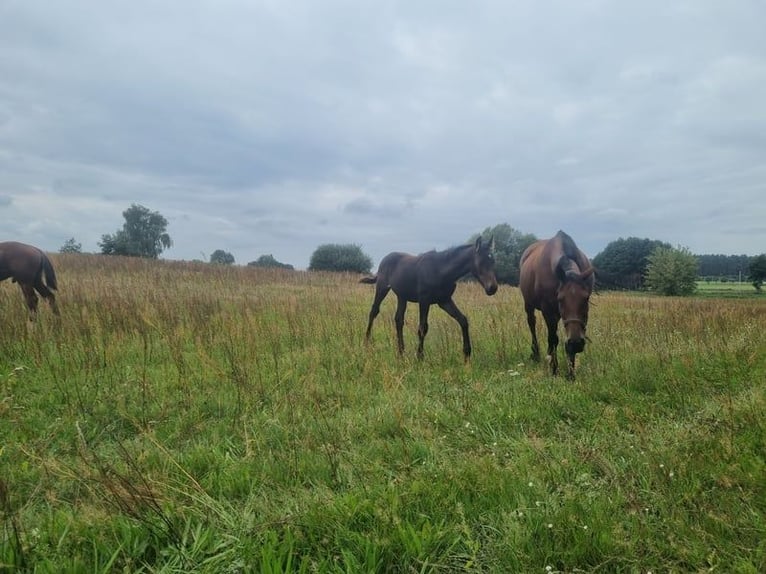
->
[416,301,432,360]
[394,296,407,356]
[34,280,60,316]
[525,305,540,362]
[365,284,390,341]
[19,283,39,321]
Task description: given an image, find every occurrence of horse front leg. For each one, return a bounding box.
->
[438,299,471,362]
[566,352,576,381]
[525,304,540,362]
[543,312,560,376]
[416,301,431,360]
[394,296,407,356]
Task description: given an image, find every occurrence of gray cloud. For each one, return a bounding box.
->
[1,1,765,267]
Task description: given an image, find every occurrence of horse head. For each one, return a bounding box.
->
[555,262,594,356]
[472,236,498,295]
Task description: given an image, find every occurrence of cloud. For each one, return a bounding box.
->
[0,1,764,267]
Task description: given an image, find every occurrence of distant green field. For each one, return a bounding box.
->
[695,280,762,298]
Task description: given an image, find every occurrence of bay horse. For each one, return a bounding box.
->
[361,237,498,361]
[0,241,59,320]
[519,230,594,379]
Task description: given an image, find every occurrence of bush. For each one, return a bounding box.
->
[309,244,372,273]
[645,245,698,296]
[210,250,235,265]
[247,255,294,270]
[470,223,536,285]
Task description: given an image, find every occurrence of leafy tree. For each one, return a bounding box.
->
[99,204,172,258]
[309,244,372,273]
[210,249,235,265]
[247,254,294,270]
[470,223,536,285]
[59,237,82,253]
[748,254,766,292]
[593,237,671,290]
[644,245,698,296]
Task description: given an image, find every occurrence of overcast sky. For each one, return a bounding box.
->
[1,1,764,268]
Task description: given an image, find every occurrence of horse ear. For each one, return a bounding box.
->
[489,235,495,252]
[580,266,595,280]
[474,236,483,251]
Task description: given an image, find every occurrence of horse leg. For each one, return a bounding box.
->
[19,283,39,322]
[394,296,408,356]
[34,280,59,316]
[439,299,471,361]
[416,302,431,360]
[525,304,540,362]
[566,352,576,381]
[543,312,560,376]
[365,284,390,341]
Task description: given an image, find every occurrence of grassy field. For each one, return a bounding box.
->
[1,254,765,573]
[695,281,761,299]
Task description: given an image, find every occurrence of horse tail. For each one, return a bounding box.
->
[359,275,377,284]
[41,252,58,291]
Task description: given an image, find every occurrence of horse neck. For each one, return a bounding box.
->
[439,245,474,281]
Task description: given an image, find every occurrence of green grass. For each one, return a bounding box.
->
[1,254,765,572]
[695,280,762,298]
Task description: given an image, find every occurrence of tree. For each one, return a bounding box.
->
[99,204,172,258]
[247,254,294,270]
[59,237,82,253]
[210,249,235,265]
[309,244,372,273]
[748,254,766,292]
[470,223,536,285]
[644,245,698,296]
[593,237,672,290]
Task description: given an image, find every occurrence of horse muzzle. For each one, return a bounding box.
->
[485,283,498,296]
[565,338,585,355]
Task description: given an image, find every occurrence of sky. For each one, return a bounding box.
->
[1,1,765,269]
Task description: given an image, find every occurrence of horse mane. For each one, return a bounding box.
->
[554,230,592,284]
[420,243,471,262]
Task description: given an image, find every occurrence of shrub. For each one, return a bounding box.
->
[309,244,372,273]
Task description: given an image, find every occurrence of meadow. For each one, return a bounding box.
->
[1,253,765,573]
[695,281,760,299]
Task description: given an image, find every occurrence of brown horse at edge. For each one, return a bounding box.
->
[0,241,59,320]
[519,230,594,379]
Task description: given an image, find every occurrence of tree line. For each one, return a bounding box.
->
[59,204,766,295]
